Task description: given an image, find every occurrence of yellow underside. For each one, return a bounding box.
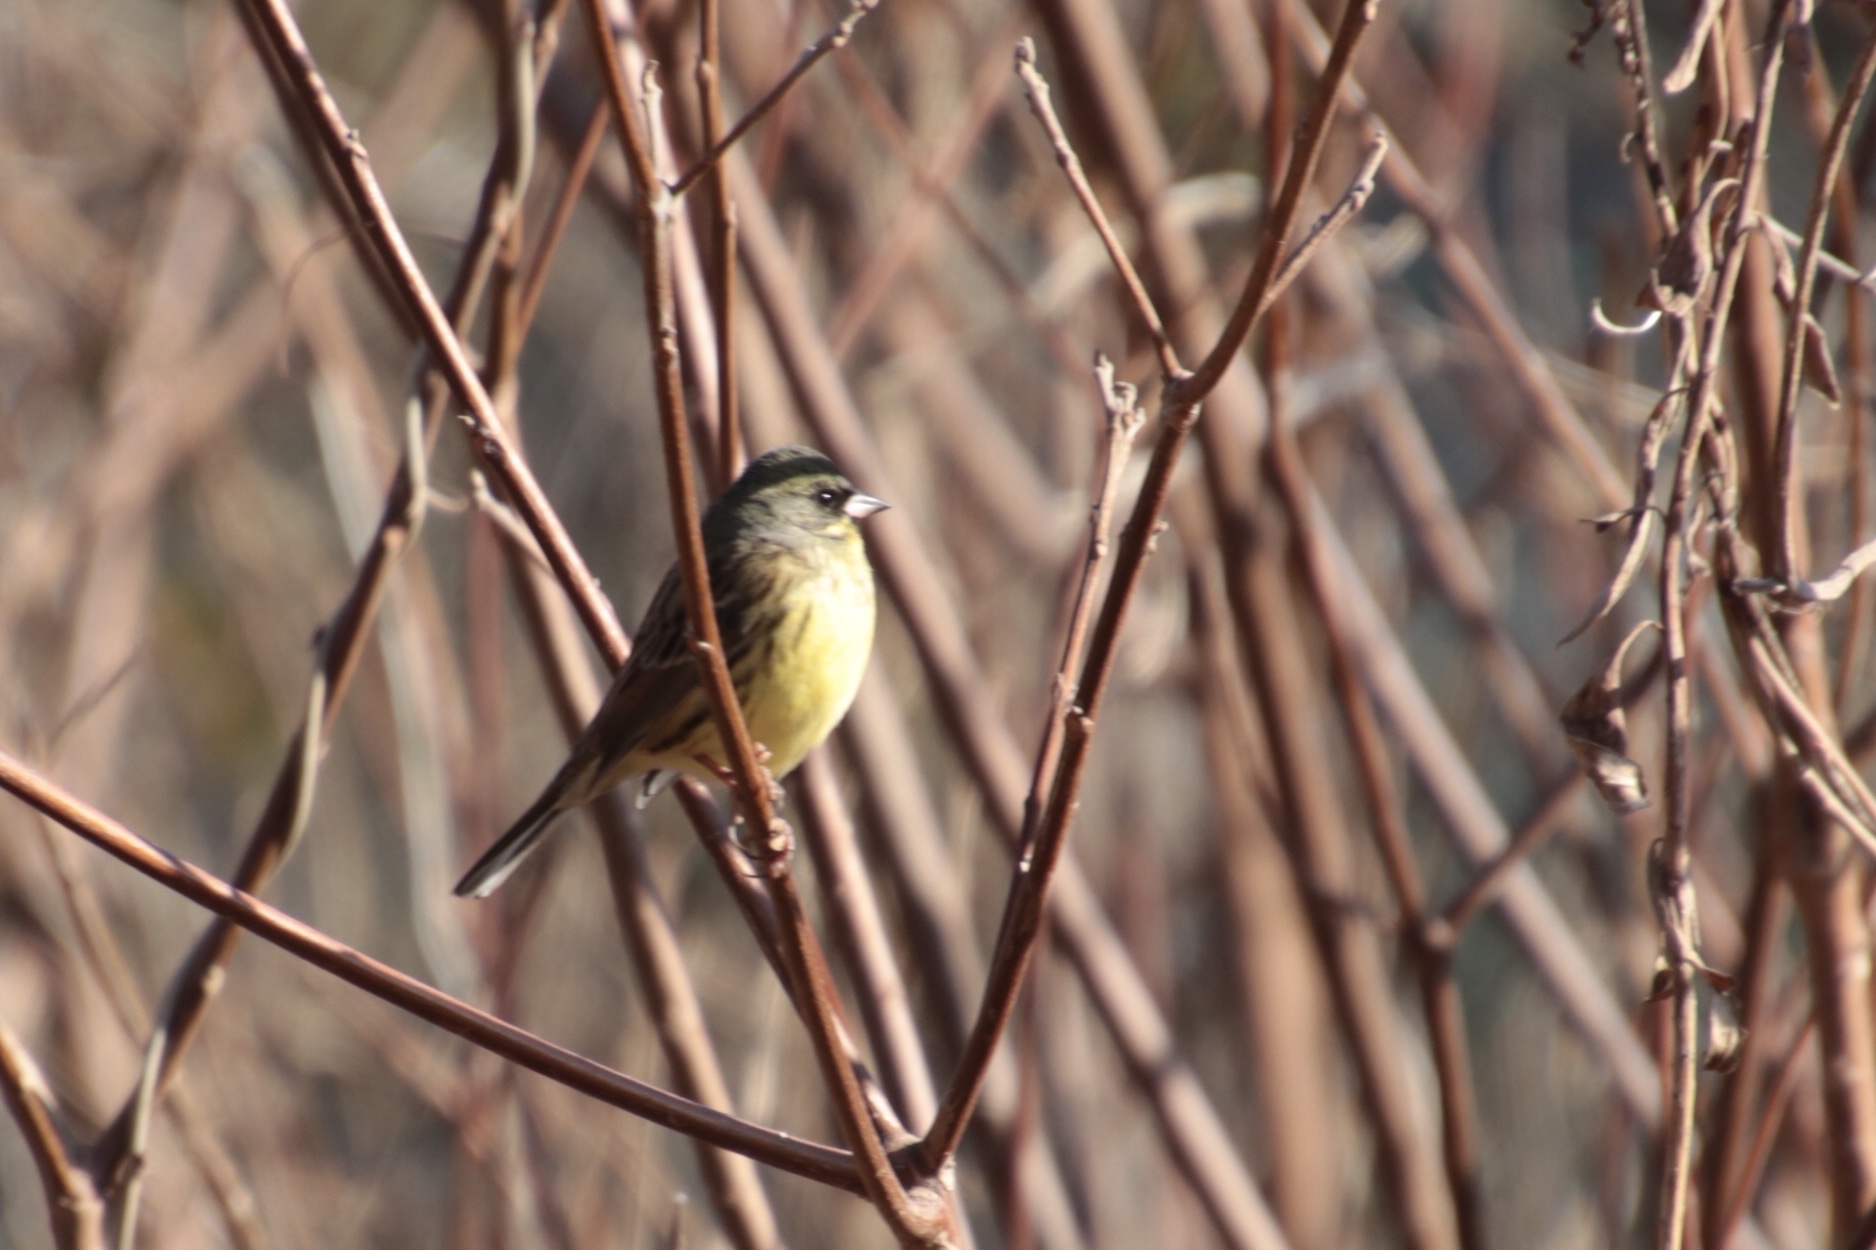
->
[640,536,875,783]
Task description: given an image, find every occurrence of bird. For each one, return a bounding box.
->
[453,445,887,899]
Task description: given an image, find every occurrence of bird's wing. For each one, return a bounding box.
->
[573,549,782,793]
[565,565,700,792]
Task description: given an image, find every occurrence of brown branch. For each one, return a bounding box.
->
[519,99,608,341]
[1017,354,1144,852]
[0,746,862,1191]
[920,0,1377,1193]
[1013,41,1178,378]
[1769,28,1876,586]
[1260,205,1479,1243]
[224,0,420,342]
[580,2,952,1242]
[1172,0,1378,405]
[721,115,1294,1250]
[1655,9,1796,1249]
[667,0,881,199]
[1434,772,1586,935]
[0,1022,103,1250]
[796,749,939,1132]
[236,0,628,661]
[696,0,744,490]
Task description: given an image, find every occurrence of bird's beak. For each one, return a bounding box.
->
[844,492,889,520]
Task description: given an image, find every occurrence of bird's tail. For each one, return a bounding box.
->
[453,782,568,899]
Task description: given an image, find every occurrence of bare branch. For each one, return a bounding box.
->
[0,746,862,1191]
[667,0,881,199]
[1770,29,1876,584]
[1173,0,1379,405]
[1013,42,1179,378]
[580,1,954,1241]
[0,1023,103,1250]
[920,0,1380,1212]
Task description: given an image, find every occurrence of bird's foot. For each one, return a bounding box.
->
[697,749,786,809]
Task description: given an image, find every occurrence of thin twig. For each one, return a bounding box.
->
[1434,771,1586,934]
[1250,130,1387,326]
[667,0,882,199]
[1173,0,1379,404]
[697,0,744,489]
[0,1022,104,1250]
[518,99,608,340]
[1016,354,1145,855]
[1765,217,1876,294]
[110,1021,167,1250]
[1614,0,1680,233]
[1013,40,1179,378]
[1713,1014,1817,1250]
[1737,532,1876,606]
[1770,30,1876,586]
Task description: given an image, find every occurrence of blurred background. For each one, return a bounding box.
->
[2,0,1874,1246]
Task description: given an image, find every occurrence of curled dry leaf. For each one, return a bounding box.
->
[1647,954,1675,1003]
[1647,177,1735,319]
[1559,391,1677,644]
[1703,995,1745,1074]
[1560,619,1660,814]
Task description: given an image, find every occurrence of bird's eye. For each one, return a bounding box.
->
[815,487,841,508]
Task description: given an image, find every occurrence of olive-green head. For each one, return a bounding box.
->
[705,445,887,548]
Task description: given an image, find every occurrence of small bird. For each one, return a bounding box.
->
[454,445,886,899]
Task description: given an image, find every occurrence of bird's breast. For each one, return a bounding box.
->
[742,539,876,777]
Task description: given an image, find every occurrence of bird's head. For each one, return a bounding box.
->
[710,444,888,546]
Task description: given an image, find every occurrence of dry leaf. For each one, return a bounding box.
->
[1559,393,1677,645]
[1560,620,1659,813]
[1703,990,1745,1074]
[1650,181,1729,317]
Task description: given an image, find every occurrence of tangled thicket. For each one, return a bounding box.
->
[3,0,1876,1248]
